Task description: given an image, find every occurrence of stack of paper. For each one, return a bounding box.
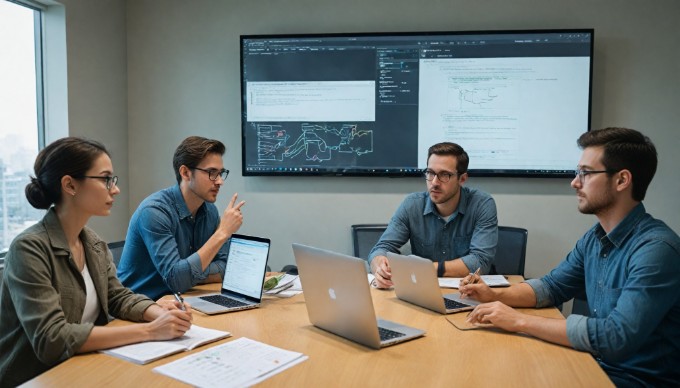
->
[153,337,308,387]
[264,274,302,298]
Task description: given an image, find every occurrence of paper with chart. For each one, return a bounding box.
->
[153,337,308,387]
[438,275,510,288]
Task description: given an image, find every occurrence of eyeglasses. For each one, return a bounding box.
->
[78,175,119,190]
[192,167,229,181]
[574,169,613,184]
[423,169,458,183]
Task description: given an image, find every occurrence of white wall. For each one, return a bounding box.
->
[60,0,680,279]
[58,0,129,241]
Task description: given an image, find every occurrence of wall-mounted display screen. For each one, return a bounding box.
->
[240,29,593,177]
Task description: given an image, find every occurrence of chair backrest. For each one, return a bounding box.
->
[570,289,590,316]
[571,297,590,316]
[281,264,298,275]
[351,224,388,260]
[107,240,125,268]
[490,226,528,277]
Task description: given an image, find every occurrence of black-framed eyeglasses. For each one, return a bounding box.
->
[78,175,119,190]
[192,167,229,181]
[423,169,458,183]
[574,169,614,184]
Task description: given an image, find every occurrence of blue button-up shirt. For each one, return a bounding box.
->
[368,187,498,273]
[526,203,680,385]
[117,185,228,300]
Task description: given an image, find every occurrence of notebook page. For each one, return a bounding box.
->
[100,325,230,364]
[438,275,510,288]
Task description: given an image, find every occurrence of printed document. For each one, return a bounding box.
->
[153,337,308,388]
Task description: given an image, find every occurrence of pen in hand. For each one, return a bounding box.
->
[173,292,186,311]
[469,267,481,285]
[460,267,481,299]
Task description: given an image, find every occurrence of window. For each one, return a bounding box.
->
[0,0,45,257]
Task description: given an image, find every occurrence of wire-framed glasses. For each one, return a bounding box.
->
[423,169,457,183]
[574,169,612,184]
[79,175,119,190]
[192,167,229,181]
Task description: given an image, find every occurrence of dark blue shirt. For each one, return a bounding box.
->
[526,203,680,386]
[117,185,227,300]
[368,187,498,273]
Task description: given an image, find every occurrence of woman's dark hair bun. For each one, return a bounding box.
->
[25,177,52,209]
[24,137,109,209]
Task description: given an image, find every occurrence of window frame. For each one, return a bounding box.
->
[0,0,46,264]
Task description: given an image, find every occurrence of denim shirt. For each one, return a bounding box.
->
[526,203,680,385]
[117,185,227,300]
[368,187,498,273]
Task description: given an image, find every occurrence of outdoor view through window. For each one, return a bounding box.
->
[0,1,43,255]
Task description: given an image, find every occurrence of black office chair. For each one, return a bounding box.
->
[281,264,298,275]
[489,226,528,277]
[351,224,388,260]
[571,291,590,316]
[107,240,125,268]
[351,223,404,272]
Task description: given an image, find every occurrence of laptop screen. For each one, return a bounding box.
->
[222,235,270,298]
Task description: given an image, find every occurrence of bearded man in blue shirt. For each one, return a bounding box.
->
[461,127,680,387]
[118,136,245,300]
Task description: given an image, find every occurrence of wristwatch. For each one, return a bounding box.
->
[437,259,446,277]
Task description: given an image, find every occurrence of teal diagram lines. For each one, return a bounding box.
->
[256,123,373,163]
[257,125,290,162]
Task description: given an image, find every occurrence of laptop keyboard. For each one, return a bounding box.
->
[200,294,249,308]
[444,298,471,310]
[378,326,406,341]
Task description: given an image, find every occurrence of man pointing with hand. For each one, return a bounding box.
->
[118,136,245,300]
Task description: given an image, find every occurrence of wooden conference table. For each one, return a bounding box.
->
[25,275,612,387]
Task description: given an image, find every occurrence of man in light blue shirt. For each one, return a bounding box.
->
[461,127,680,387]
[369,142,498,289]
[117,136,245,300]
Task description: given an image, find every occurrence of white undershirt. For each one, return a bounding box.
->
[81,262,100,324]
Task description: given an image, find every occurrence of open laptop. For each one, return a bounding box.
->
[388,252,481,314]
[293,243,425,349]
[184,234,270,315]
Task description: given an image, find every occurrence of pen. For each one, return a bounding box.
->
[469,267,481,285]
[173,292,186,311]
[460,267,481,299]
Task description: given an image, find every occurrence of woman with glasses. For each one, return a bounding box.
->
[0,137,193,387]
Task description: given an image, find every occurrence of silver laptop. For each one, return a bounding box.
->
[293,243,425,349]
[388,252,481,314]
[184,234,270,315]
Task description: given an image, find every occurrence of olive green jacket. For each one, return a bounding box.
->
[0,208,155,387]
